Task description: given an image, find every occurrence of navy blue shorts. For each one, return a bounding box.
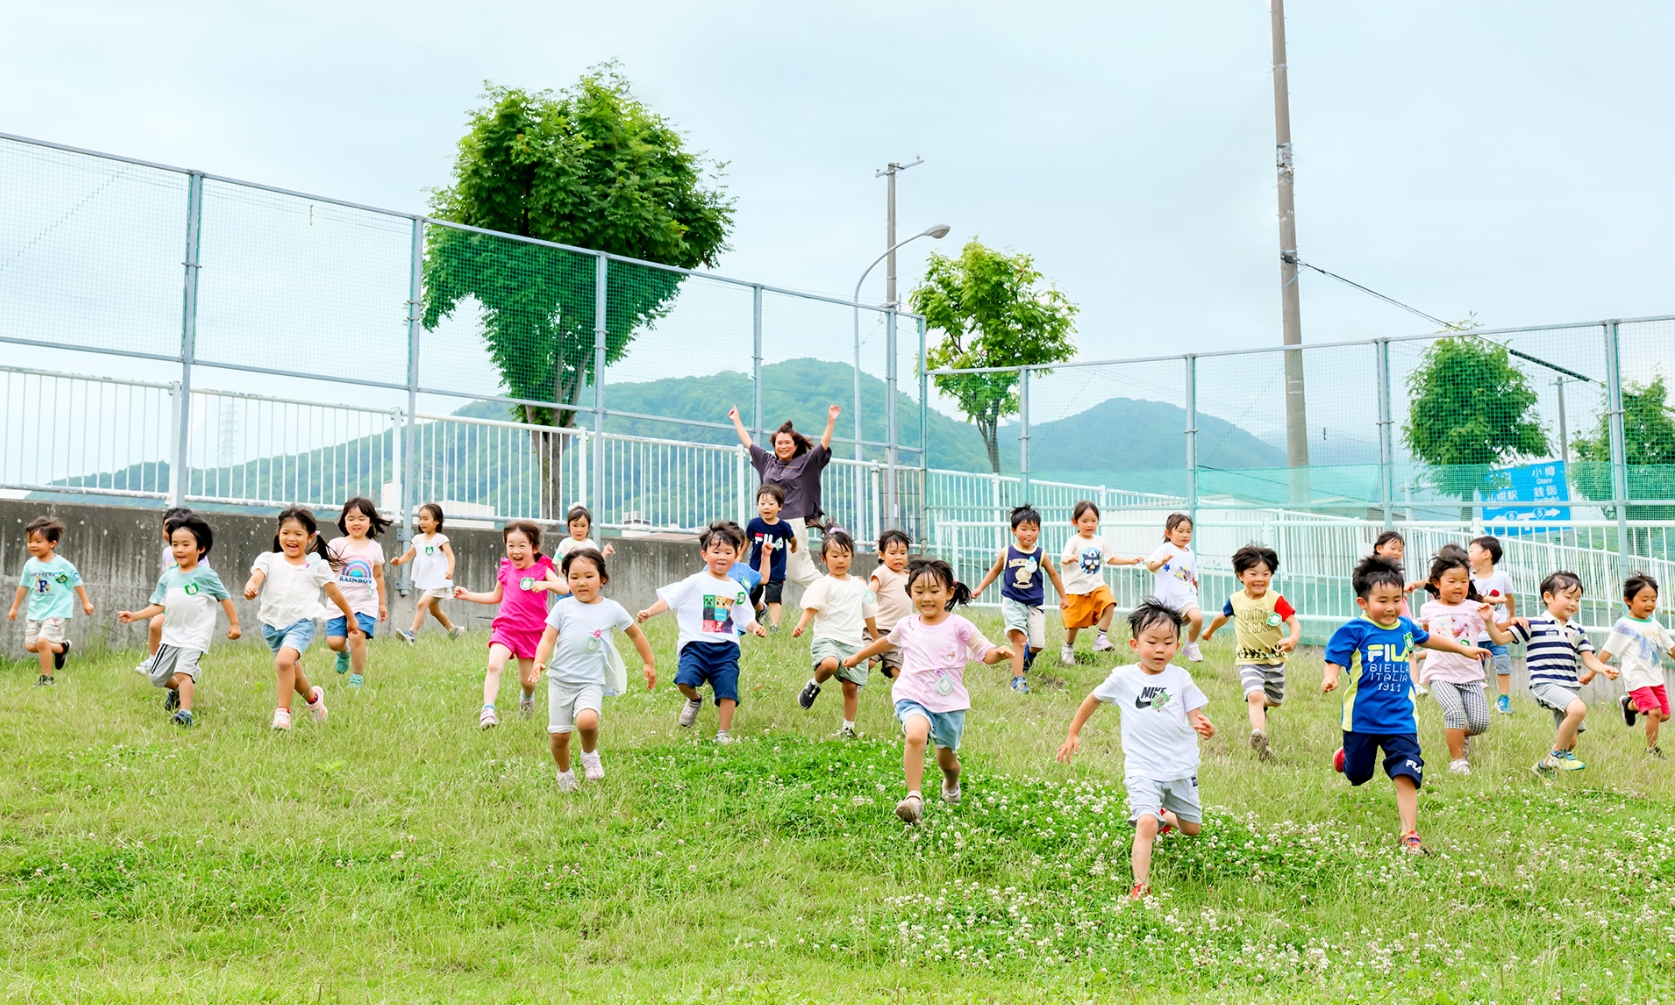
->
[1342,731,1423,789]
[675,641,742,706]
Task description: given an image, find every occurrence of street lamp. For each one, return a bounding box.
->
[852,224,951,536]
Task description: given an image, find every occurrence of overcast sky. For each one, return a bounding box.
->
[4,0,1672,364]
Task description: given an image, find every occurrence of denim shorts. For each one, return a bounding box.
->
[1481,639,1512,675]
[326,613,377,639]
[263,618,316,655]
[895,699,966,751]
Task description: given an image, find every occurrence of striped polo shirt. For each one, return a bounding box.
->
[1508,614,1594,687]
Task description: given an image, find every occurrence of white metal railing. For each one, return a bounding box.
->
[598,432,749,535]
[0,367,175,499]
[411,412,587,524]
[924,468,1185,526]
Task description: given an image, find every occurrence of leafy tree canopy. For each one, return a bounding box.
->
[1402,337,1549,501]
[1573,375,1675,519]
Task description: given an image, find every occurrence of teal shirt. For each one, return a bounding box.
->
[19,556,83,621]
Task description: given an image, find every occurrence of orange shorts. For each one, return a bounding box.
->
[1063,585,1117,629]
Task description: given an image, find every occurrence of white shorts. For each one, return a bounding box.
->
[25,618,66,645]
[419,587,452,601]
[1000,598,1046,650]
[548,679,604,735]
[1127,774,1202,827]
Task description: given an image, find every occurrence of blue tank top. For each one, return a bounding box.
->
[1001,544,1044,605]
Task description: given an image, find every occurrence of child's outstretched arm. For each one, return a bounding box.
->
[1421,635,1489,661]
[1056,693,1103,762]
[1476,604,1513,645]
[1278,614,1302,653]
[1043,561,1069,607]
[219,598,242,640]
[389,546,416,567]
[1189,708,1216,739]
[636,598,670,623]
[1107,554,1143,566]
[74,584,94,616]
[971,551,1006,597]
[9,585,26,620]
[531,625,560,676]
[790,606,816,638]
[843,635,895,667]
[1201,607,1231,641]
[454,583,504,606]
[1145,547,1172,573]
[243,569,267,600]
[322,583,366,639]
[1580,649,1618,684]
[980,644,1014,665]
[1321,661,1345,693]
[624,623,657,689]
[118,604,166,624]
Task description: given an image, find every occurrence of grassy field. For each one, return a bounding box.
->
[4,610,1675,1003]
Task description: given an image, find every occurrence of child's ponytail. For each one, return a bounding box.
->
[275,505,338,569]
[905,557,970,611]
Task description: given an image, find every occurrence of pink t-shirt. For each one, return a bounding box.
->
[1417,598,1486,685]
[887,613,996,714]
[493,556,556,634]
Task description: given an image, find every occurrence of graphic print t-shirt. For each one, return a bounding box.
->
[657,570,757,650]
[745,517,795,582]
[328,537,384,618]
[1060,535,1111,595]
[1001,544,1044,605]
[1222,590,1296,666]
[1416,599,1487,685]
[1471,570,1515,640]
[1324,615,1430,734]
[149,564,230,652]
[1092,663,1209,782]
[1148,544,1199,611]
[20,556,82,621]
[1605,616,1675,692]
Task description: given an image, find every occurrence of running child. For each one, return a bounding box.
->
[868,528,914,680]
[1201,543,1299,761]
[1370,530,1429,694]
[794,528,880,739]
[1146,513,1205,663]
[136,506,197,676]
[326,497,389,689]
[843,558,1012,824]
[1058,599,1215,899]
[1322,555,1488,855]
[243,507,358,731]
[1415,546,1513,775]
[1510,571,1617,775]
[455,520,561,728]
[972,504,1068,693]
[390,503,463,644]
[118,514,241,727]
[1605,572,1675,759]
[637,521,767,744]
[1058,500,1142,665]
[745,483,797,629]
[555,505,615,560]
[8,517,93,684]
[1468,535,1518,714]
[533,548,656,790]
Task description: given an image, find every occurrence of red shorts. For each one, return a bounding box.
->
[1629,684,1670,718]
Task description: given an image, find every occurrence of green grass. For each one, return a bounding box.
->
[4,613,1675,1003]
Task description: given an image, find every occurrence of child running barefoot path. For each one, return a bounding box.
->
[1201,544,1299,762]
[1058,500,1142,665]
[638,521,766,744]
[973,505,1067,693]
[1513,571,1618,775]
[1324,556,1488,855]
[390,503,462,644]
[9,517,93,685]
[1058,600,1215,900]
[1146,513,1205,663]
[326,497,389,689]
[844,558,1012,824]
[1415,547,1512,775]
[1605,572,1675,759]
[533,548,655,791]
[244,507,357,730]
[794,529,879,739]
[117,514,240,727]
[456,521,561,728]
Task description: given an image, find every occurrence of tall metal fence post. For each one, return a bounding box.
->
[1375,338,1394,530]
[592,254,608,523]
[1604,320,1632,575]
[885,309,898,530]
[397,217,423,594]
[172,170,204,507]
[1018,367,1032,504]
[1184,354,1198,529]
[918,316,928,540]
[752,285,764,445]
[852,309,865,532]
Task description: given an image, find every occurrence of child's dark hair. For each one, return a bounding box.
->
[1352,555,1407,600]
[698,520,746,552]
[1072,500,1100,523]
[1129,598,1184,639]
[905,557,971,610]
[1164,512,1193,539]
[162,506,193,531]
[168,513,216,558]
[1470,535,1502,564]
[24,516,65,544]
[1424,547,1482,600]
[503,520,543,553]
[565,504,593,529]
[273,506,334,565]
[1625,571,1660,601]
[878,528,912,553]
[1540,571,1583,599]
[820,527,854,559]
[1232,543,1279,577]
[1372,530,1405,553]
[418,502,444,530]
[561,547,609,584]
[1009,504,1041,530]
[338,496,391,538]
[755,482,785,505]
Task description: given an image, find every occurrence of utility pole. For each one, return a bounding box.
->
[877,157,924,307]
[1270,0,1311,506]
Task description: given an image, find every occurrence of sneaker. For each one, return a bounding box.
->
[837,725,857,740]
[1249,729,1274,762]
[134,657,153,676]
[1555,750,1586,772]
[171,709,194,728]
[581,751,605,781]
[714,730,736,745]
[335,651,350,674]
[1182,641,1203,663]
[1011,676,1031,694]
[1399,830,1431,856]
[895,791,924,824]
[271,707,292,730]
[942,784,962,805]
[1496,693,1512,715]
[555,770,578,792]
[1448,758,1471,775]
[1650,746,1667,760]
[1093,634,1116,653]
[1059,644,1075,666]
[519,696,534,720]
[397,629,416,646]
[1415,683,1429,697]
[53,640,70,671]
[36,674,53,686]
[1332,747,1346,773]
[348,673,363,690]
[479,704,498,729]
[768,624,781,635]
[449,626,466,640]
[1533,754,1559,776]
[306,686,328,723]
[1622,694,1639,727]
[797,680,821,710]
[678,698,703,728]
[1128,882,1151,900]
[164,688,180,712]
[1022,646,1038,673]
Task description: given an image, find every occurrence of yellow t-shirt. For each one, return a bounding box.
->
[1223,589,1295,666]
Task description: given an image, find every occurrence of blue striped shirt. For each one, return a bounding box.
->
[1509,614,1593,686]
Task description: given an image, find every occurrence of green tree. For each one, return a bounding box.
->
[421,67,734,516]
[1402,337,1549,515]
[1572,375,1675,521]
[910,240,1078,474]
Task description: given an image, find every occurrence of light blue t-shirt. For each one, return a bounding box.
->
[149,564,230,652]
[19,555,83,621]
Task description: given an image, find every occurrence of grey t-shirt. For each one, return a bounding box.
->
[748,443,832,521]
[543,596,633,686]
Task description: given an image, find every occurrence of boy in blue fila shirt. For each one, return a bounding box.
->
[1322,555,1487,856]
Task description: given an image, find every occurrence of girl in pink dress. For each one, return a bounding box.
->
[454,520,561,728]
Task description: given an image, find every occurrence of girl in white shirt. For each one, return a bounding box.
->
[390,503,462,644]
